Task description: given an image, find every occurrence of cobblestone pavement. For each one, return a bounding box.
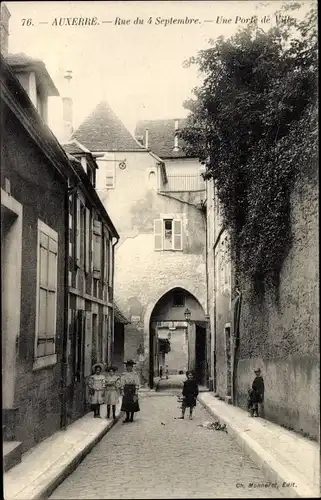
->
[50,392,285,499]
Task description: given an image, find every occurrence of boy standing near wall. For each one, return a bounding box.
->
[251,368,264,417]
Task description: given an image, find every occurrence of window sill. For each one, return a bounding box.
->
[33,354,57,371]
[154,249,183,252]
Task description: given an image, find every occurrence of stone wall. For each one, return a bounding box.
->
[1,106,66,452]
[237,172,319,439]
[98,150,206,384]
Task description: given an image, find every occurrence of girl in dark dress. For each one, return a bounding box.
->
[179,371,199,420]
[120,360,140,423]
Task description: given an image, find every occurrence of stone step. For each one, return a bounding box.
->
[3,441,22,472]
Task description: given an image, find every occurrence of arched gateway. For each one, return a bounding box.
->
[147,287,207,388]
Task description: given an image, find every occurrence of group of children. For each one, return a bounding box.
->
[89,362,264,422]
[179,368,264,420]
[88,360,140,422]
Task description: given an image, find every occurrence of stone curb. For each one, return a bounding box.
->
[9,409,124,500]
[198,394,317,499]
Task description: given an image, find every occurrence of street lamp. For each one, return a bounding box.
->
[184,308,191,323]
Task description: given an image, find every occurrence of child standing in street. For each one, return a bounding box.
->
[88,363,106,418]
[105,366,121,420]
[165,365,169,379]
[179,370,199,420]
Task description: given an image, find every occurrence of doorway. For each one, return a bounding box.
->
[195,325,206,385]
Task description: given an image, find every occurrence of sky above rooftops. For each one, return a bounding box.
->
[6,1,312,139]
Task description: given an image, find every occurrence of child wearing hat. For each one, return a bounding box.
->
[120,360,140,422]
[251,368,264,417]
[88,363,106,418]
[105,366,121,420]
[179,370,199,420]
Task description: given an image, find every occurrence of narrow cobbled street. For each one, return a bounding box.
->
[50,391,284,499]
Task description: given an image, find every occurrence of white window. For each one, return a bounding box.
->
[96,158,116,189]
[154,218,183,251]
[35,221,58,358]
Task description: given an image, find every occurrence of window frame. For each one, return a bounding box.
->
[172,291,185,308]
[154,217,183,251]
[33,219,58,370]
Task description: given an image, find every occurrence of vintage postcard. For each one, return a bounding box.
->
[1,1,319,499]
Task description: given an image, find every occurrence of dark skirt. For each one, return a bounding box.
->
[182,395,197,408]
[121,384,140,413]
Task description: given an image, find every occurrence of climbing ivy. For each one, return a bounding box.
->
[180,3,318,297]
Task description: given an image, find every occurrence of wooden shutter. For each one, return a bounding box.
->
[154,219,163,250]
[103,235,109,284]
[85,208,90,273]
[76,197,81,267]
[173,219,182,250]
[93,220,102,276]
[84,311,93,377]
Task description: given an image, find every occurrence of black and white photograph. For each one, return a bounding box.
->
[1,0,319,498]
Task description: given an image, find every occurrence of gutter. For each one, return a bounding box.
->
[109,235,120,364]
[201,204,210,388]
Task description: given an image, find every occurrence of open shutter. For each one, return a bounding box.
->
[154,219,163,250]
[103,235,109,284]
[76,197,81,267]
[173,219,182,250]
[93,220,102,277]
[84,311,93,377]
[85,208,90,273]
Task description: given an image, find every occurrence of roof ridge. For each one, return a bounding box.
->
[72,100,145,152]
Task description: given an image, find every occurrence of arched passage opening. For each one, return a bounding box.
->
[149,287,207,387]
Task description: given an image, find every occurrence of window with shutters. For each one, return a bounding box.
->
[80,203,86,269]
[154,218,183,251]
[35,220,58,358]
[96,158,115,190]
[85,208,91,274]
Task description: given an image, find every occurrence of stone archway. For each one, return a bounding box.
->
[147,287,206,387]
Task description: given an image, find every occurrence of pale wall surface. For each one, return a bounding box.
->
[237,172,319,438]
[97,150,206,383]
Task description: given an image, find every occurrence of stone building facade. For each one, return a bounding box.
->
[1,13,121,459]
[73,111,208,385]
[1,53,70,454]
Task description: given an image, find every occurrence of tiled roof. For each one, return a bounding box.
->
[6,52,59,96]
[114,303,130,324]
[72,101,145,152]
[135,118,195,159]
[62,139,90,155]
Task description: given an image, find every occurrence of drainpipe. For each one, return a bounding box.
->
[60,183,70,430]
[201,204,210,388]
[111,235,119,364]
[232,288,242,406]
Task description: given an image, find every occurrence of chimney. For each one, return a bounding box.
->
[145,128,149,149]
[0,4,11,57]
[173,119,179,150]
[62,70,73,142]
